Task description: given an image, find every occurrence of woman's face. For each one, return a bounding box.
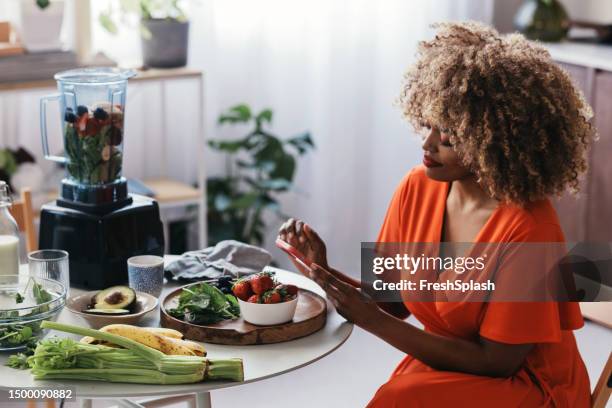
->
[420,123,471,182]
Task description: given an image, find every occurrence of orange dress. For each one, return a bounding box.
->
[367,166,591,408]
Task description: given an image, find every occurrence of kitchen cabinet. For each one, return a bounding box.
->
[546,43,612,243]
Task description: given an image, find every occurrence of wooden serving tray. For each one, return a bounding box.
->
[160,284,327,345]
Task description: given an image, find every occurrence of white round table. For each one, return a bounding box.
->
[0,260,353,408]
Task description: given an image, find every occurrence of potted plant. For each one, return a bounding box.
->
[207,104,315,246]
[100,0,190,68]
[19,0,65,52]
[514,0,570,42]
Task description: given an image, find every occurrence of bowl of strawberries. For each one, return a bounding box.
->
[232,272,299,326]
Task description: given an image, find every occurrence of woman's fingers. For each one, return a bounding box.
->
[312,264,351,294]
[303,223,321,243]
[285,218,296,238]
[279,218,313,248]
[311,264,352,305]
[295,220,306,243]
[280,218,298,246]
[278,219,292,239]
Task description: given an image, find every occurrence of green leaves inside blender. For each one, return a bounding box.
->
[63,106,123,185]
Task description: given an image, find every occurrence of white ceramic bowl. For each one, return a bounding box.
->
[66,291,158,329]
[238,296,298,326]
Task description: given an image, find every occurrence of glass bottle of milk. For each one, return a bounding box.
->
[0,181,20,277]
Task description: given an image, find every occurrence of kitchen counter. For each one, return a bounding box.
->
[545,41,612,72]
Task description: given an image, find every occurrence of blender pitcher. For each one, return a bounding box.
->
[40,68,136,209]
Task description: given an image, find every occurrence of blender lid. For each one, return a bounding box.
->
[54,67,137,84]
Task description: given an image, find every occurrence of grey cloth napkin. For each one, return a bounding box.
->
[165,240,272,281]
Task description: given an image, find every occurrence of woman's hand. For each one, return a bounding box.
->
[310,263,381,330]
[278,219,330,275]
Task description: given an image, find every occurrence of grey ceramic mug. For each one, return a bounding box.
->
[127,255,164,297]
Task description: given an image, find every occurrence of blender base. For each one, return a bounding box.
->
[38,194,165,289]
[56,195,133,215]
[60,177,131,213]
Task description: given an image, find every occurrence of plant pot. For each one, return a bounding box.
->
[19,0,65,52]
[514,0,569,42]
[141,19,189,69]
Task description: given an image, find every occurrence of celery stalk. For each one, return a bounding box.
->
[206,358,244,382]
[34,321,244,384]
[31,368,204,385]
[41,321,165,366]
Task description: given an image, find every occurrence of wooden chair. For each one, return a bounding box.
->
[25,399,56,408]
[592,351,612,408]
[9,188,37,253]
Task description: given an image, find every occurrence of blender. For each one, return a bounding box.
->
[38,68,164,289]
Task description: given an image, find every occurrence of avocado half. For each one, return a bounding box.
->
[92,286,136,311]
[83,308,131,315]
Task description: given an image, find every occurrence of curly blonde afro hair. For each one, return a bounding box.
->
[399,21,596,205]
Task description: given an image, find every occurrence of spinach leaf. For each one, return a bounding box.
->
[33,282,52,304]
[168,282,240,324]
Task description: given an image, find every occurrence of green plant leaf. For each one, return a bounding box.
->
[208,139,246,152]
[255,109,273,127]
[230,192,259,210]
[258,194,280,212]
[119,0,141,14]
[140,0,153,20]
[286,132,315,154]
[99,12,119,35]
[218,104,252,124]
[36,0,50,9]
[270,153,296,182]
[0,150,18,176]
[253,136,284,163]
[171,0,188,21]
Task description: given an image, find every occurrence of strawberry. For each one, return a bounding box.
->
[250,274,274,295]
[274,284,289,300]
[264,291,282,304]
[247,294,261,303]
[274,284,298,301]
[76,112,89,134]
[232,280,253,301]
[85,117,102,136]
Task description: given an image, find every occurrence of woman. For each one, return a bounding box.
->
[278,22,594,407]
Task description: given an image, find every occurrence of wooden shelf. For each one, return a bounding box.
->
[0,67,203,91]
[143,178,201,204]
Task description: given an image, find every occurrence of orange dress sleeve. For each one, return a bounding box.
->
[479,222,584,344]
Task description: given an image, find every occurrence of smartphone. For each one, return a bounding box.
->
[275,238,313,272]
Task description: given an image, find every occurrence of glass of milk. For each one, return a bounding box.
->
[0,181,20,283]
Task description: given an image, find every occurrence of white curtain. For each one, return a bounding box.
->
[189,0,494,273]
[87,0,494,271]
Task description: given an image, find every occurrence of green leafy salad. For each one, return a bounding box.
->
[0,279,52,353]
[168,282,240,325]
